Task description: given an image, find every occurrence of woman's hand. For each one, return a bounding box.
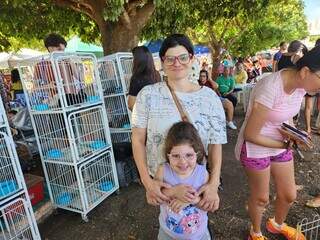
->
[197,182,220,212]
[167,184,197,202]
[144,178,171,206]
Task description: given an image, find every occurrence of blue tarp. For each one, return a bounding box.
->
[145,40,210,55]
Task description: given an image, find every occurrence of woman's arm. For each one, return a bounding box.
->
[132,128,170,205]
[244,102,287,149]
[197,144,222,212]
[127,95,136,111]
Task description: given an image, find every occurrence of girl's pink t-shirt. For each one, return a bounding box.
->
[235,71,306,159]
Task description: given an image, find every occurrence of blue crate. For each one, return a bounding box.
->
[88,140,108,150]
[56,192,72,205]
[98,181,114,192]
[0,180,18,198]
[46,149,64,159]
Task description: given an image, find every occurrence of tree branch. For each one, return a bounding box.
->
[219,20,231,44]
[53,0,94,19]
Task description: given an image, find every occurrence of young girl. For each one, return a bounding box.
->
[235,45,320,240]
[155,121,211,240]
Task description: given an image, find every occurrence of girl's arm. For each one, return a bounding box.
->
[244,102,287,149]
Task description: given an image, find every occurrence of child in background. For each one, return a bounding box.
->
[155,121,211,240]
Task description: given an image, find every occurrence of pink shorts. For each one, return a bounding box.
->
[240,143,293,170]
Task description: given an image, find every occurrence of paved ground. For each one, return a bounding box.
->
[39,110,320,240]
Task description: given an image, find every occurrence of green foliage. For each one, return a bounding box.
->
[0,0,100,51]
[143,0,308,57]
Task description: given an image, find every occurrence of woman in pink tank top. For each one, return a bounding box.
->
[235,46,320,240]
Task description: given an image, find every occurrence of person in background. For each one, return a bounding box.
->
[272,41,287,72]
[278,40,308,71]
[198,70,237,129]
[251,58,262,81]
[10,69,23,99]
[216,66,237,108]
[235,45,320,240]
[128,46,160,111]
[235,62,248,85]
[44,33,67,52]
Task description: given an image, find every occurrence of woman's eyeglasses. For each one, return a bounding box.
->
[162,53,191,66]
[167,152,197,161]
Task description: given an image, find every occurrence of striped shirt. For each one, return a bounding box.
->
[235,70,305,159]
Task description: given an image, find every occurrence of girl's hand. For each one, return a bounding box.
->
[169,199,189,213]
[169,184,197,202]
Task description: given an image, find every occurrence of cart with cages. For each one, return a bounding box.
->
[98,56,132,144]
[18,52,119,221]
[0,97,41,239]
[296,214,320,240]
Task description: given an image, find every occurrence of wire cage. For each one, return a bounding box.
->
[110,131,132,144]
[296,214,320,240]
[98,60,123,96]
[0,132,24,203]
[18,52,103,112]
[98,53,133,94]
[32,106,110,164]
[119,57,133,92]
[45,150,118,221]
[104,95,130,129]
[0,197,40,240]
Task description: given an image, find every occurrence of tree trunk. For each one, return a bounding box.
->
[209,44,223,81]
[100,22,141,55]
[100,1,155,55]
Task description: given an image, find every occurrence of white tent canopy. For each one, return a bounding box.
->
[0,48,44,69]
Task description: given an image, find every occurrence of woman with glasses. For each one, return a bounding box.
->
[235,45,320,240]
[131,34,227,223]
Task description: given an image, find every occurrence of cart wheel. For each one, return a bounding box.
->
[116,189,121,195]
[82,214,89,222]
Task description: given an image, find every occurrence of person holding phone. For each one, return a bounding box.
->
[235,46,320,240]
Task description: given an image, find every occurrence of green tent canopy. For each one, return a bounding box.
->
[65,36,103,57]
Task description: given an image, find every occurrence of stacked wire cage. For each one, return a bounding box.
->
[296,214,320,240]
[0,97,41,239]
[98,53,133,144]
[18,52,119,221]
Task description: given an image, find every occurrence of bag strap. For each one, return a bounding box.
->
[165,80,189,122]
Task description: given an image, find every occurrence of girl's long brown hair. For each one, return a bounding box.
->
[164,121,205,164]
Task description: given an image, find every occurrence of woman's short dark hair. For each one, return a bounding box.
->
[131,46,160,84]
[296,45,320,72]
[11,69,20,83]
[315,38,320,47]
[199,69,209,80]
[159,34,194,60]
[44,33,67,49]
[164,121,205,164]
[287,40,308,55]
